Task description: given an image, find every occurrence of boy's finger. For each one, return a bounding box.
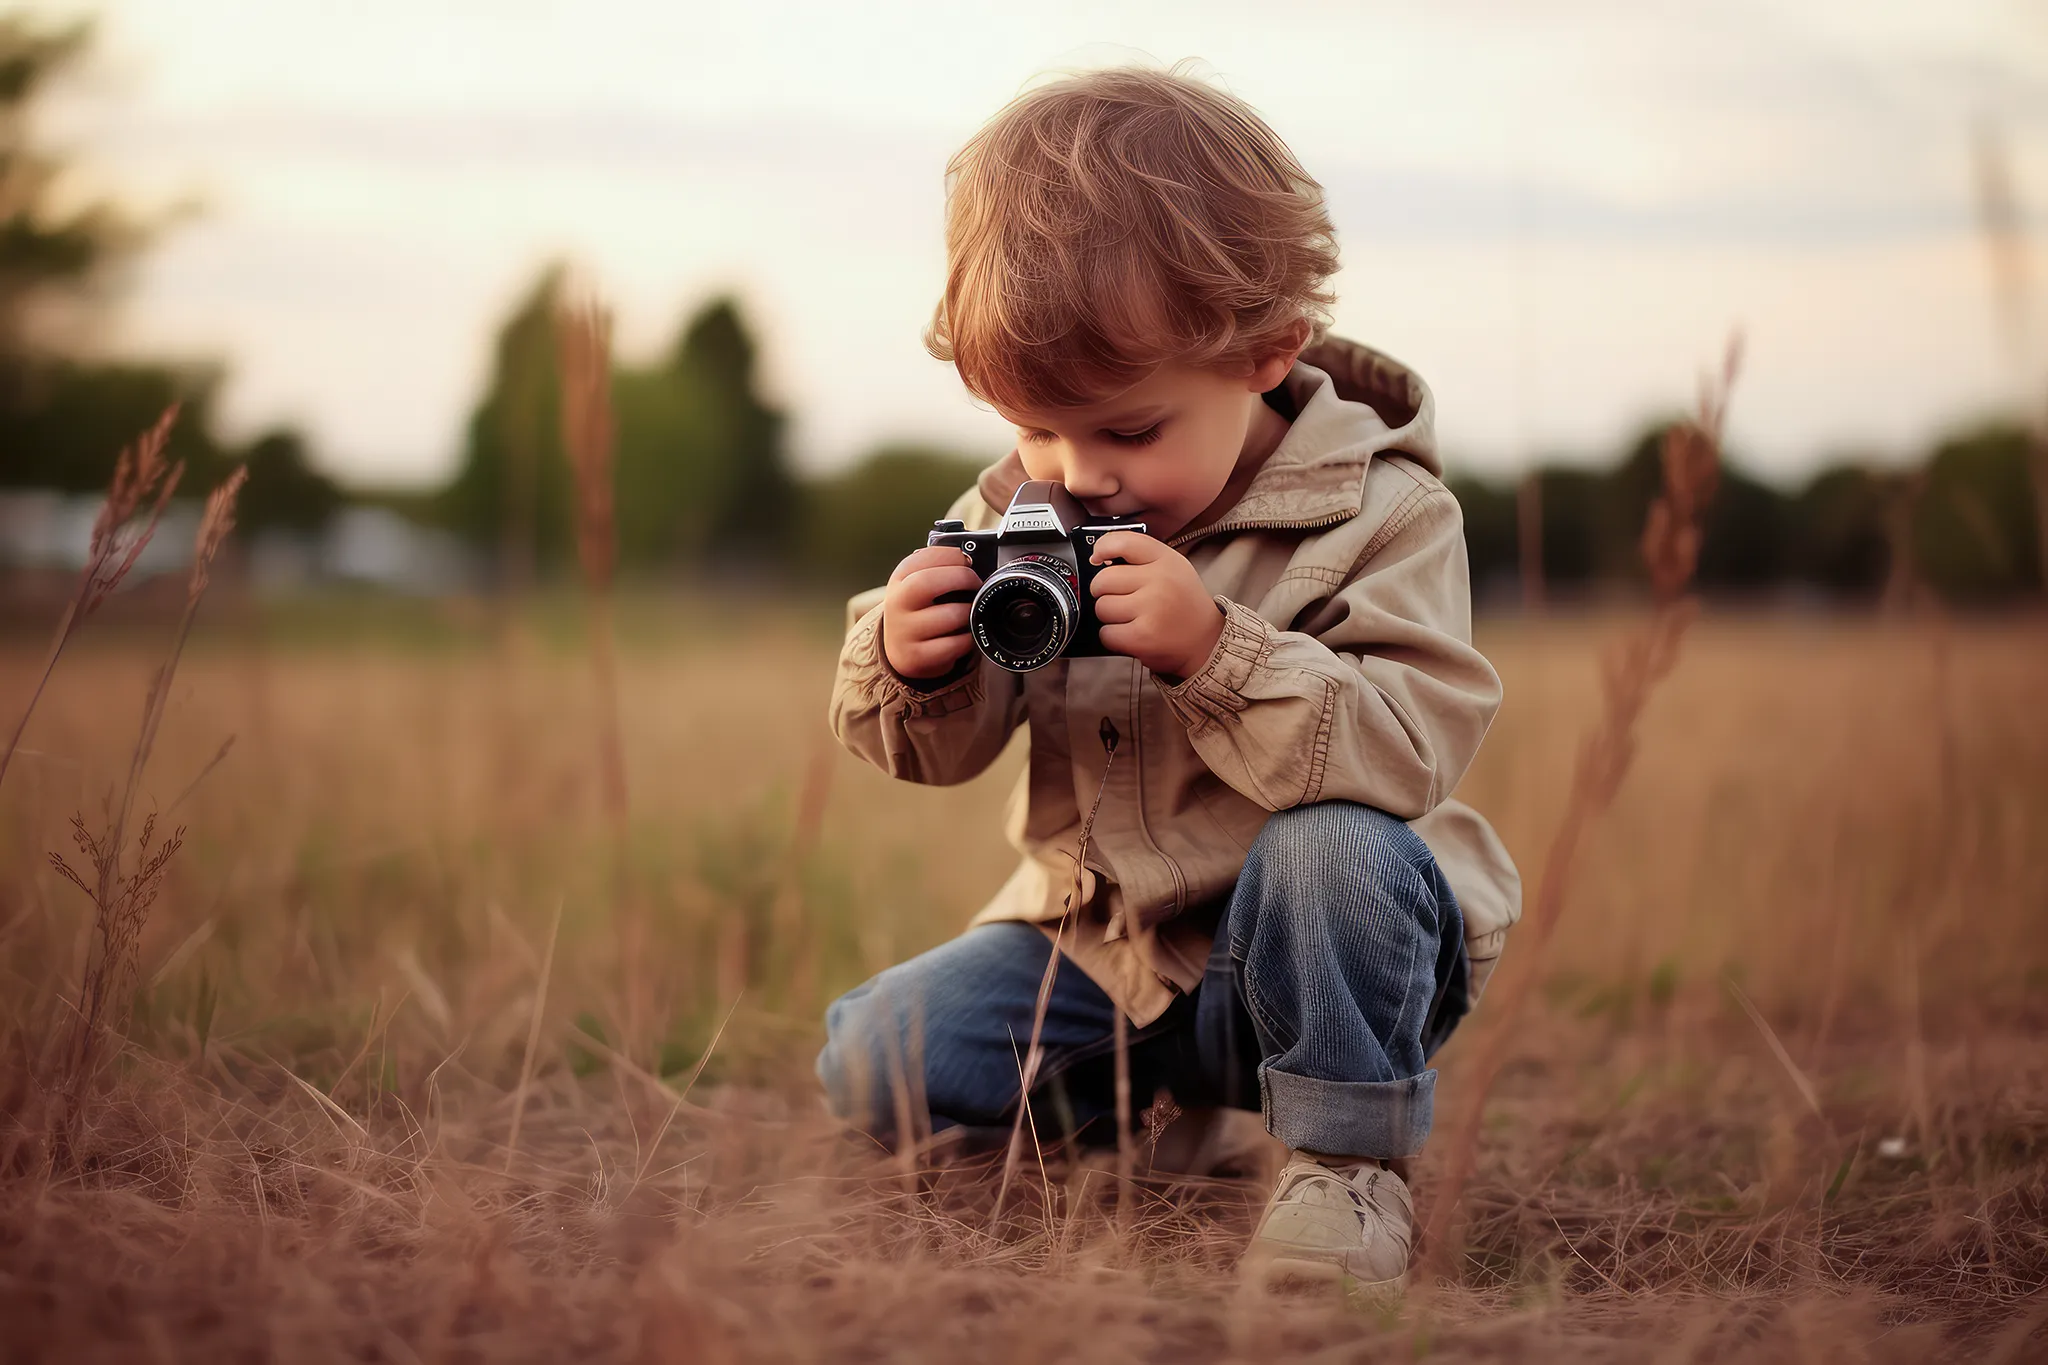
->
[896,632,974,675]
[1087,530,1165,566]
[1096,622,1142,657]
[901,601,973,638]
[1090,592,1139,625]
[1086,563,1145,597]
[889,545,973,585]
[900,564,983,604]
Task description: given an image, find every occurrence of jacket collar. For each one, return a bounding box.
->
[975,336,1438,544]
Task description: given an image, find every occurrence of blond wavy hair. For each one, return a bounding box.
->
[925,63,1339,414]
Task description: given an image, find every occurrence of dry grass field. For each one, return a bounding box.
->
[1,599,2044,1363]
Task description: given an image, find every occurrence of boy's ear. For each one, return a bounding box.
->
[1244,317,1312,392]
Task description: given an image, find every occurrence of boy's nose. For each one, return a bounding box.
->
[1063,460,1119,503]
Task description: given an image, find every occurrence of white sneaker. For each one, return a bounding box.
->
[1243,1153,1414,1298]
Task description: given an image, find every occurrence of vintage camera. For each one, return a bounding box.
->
[927,480,1147,673]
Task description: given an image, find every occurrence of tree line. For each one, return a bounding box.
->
[1,17,2041,605]
[437,265,989,592]
[448,266,2047,604]
[0,20,343,537]
[1450,423,2043,605]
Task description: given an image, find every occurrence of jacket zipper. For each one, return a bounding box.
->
[1166,506,1357,553]
[1117,662,1186,931]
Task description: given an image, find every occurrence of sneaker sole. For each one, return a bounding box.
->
[1248,1253,1405,1307]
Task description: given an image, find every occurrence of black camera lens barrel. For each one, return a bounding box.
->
[971,554,1080,672]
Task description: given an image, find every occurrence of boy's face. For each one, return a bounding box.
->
[996,352,1297,544]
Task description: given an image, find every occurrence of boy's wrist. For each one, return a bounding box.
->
[1154,597,1273,721]
[1154,600,1228,685]
[891,652,976,694]
[875,611,978,693]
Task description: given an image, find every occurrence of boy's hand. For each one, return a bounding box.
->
[1088,532,1225,681]
[881,546,981,680]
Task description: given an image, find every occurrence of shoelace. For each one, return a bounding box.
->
[1290,1163,1407,1247]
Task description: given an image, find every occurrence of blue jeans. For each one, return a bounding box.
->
[815,802,1468,1159]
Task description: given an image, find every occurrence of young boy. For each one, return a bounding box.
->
[817,66,1520,1293]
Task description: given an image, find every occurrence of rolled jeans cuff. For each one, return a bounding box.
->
[1258,1064,1436,1158]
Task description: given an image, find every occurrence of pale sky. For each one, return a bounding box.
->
[30,0,2048,487]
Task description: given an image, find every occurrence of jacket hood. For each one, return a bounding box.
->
[974,336,1440,527]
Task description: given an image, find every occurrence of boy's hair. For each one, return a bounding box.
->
[925,64,1338,414]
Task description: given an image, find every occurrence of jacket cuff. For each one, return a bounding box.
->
[1154,595,1275,730]
[843,603,983,717]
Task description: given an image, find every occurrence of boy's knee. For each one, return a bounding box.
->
[1240,802,1442,931]
[815,979,891,1121]
[816,926,1042,1127]
[1250,801,1427,882]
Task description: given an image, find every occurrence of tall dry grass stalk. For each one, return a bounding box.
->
[505,898,564,1171]
[1420,338,1741,1282]
[553,292,657,1062]
[553,294,627,827]
[768,733,838,1015]
[1972,120,2048,585]
[1517,470,1544,614]
[51,464,246,1099]
[992,720,1121,1222]
[0,405,182,795]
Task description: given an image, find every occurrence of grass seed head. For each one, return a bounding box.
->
[553,296,618,592]
[1641,337,1740,602]
[188,464,247,604]
[84,404,185,616]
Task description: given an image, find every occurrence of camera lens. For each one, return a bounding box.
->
[971,556,1079,672]
[1001,596,1050,649]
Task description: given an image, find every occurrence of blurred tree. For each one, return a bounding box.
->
[441,265,573,585]
[0,358,228,490]
[1607,423,1790,592]
[607,294,791,571]
[441,283,796,580]
[0,17,198,490]
[1699,469,1790,591]
[1791,464,1894,599]
[670,297,793,566]
[0,15,338,529]
[0,18,141,382]
[1533,467,1613,586]
[611,362,718,564]
[237,429,342,534]
[1445,475,1517,601]
[800,444,989,589]
[1912,422,2043,602]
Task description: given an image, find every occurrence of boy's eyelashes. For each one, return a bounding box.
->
[1018,423,1166,448]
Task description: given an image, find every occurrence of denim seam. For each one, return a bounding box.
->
[1257,1065,1437,1157]
[1232,941,1299,1056]
[1385,896,1424,1070]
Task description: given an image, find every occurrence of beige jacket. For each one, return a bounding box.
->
[828,338,1522,1027]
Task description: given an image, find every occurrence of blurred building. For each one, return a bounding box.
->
[0,491,477,595]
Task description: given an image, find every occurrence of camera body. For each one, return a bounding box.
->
[927,480,1147,673]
